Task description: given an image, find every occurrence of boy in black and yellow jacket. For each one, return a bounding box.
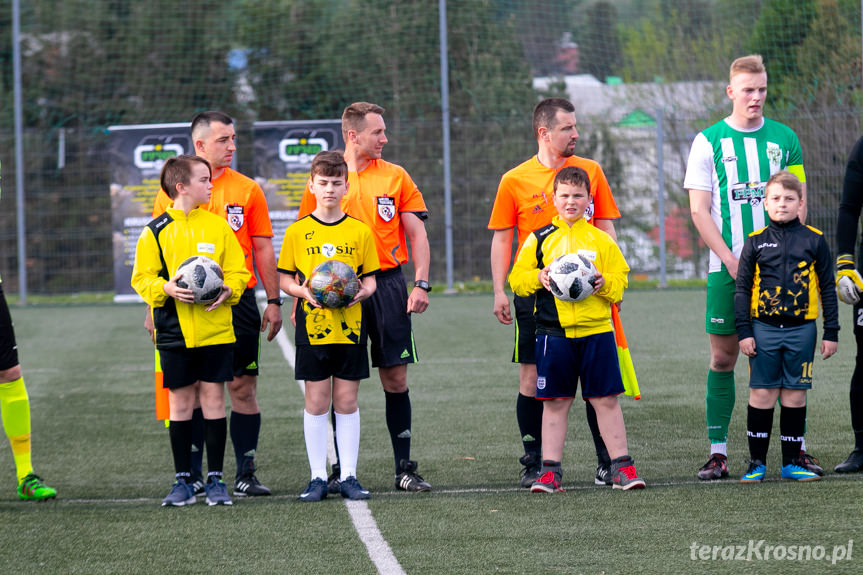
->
[509,166,645,492]
[132,155,249,506]
[735,171,838,483]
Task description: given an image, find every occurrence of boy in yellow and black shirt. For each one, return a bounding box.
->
[132,155,249,507]
[735,171,838,483]
[509,166,645,492]
[279,151,379,502]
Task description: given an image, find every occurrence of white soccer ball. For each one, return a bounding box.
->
[175,255,224,304]
[547,253,598,302]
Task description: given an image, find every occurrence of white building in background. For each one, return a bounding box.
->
[531,74,724,278]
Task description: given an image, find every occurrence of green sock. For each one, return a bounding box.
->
[706,370,735,444]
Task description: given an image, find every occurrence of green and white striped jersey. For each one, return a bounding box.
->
[684,117,805,273]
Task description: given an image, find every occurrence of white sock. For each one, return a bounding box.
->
[303,410,329,480]
[335,409,361,480]
[710,442,727,457]
[800,438,807,452]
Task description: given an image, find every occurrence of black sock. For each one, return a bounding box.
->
[516,393,543,458]
[205,417,228,479]
[585,401,610,464]
[330,404,340,469]
[747,405,774,463]
[780,405,806,466]
[190,408,204,479]
[169,419,193,479]
[230,411,261,479]
[385,389,412,474]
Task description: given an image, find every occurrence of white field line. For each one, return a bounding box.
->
[269,303,406,575]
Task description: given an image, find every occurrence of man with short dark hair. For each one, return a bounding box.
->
[489,97,621,487]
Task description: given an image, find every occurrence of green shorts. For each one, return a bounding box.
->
[705,271,737,335]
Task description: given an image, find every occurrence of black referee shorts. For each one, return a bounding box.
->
[232,288,261,376]
[0,284,19,371]
[363,267,418,368]
[512,294,536,365]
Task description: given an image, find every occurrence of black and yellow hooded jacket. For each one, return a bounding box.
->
[734,218,839,342]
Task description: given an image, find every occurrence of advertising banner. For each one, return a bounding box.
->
[108,124,191,302]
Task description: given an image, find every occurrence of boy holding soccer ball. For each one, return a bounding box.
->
[278,151,380,502]
[132,155,250,506]
[509,166,645,492]
[735,171,838,483]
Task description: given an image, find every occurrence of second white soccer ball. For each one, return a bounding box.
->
[175,255,225,304]
[547,253,598,302]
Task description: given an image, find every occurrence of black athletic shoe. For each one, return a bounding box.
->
[189,476,206,497]
[518,453,542,488]
[797,451,824,476]
[834,450,863,473]
[234,473,272,497]
[395,459,432,492]
[594,461,613,486]
[697,453,728,480]
[327,463,342,495]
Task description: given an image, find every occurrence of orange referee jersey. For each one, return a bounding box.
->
[488,155,620,252]
[298,159,428,271]
[152,167,273,289]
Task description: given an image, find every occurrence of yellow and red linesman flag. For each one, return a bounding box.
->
[612,305,640,399]
[154,347,170,422]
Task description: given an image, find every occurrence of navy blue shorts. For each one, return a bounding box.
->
[748,321,816,390]
[295,344,369,382]
[513,294,536,364]
[363,268,418,368]
[0,284,18,371]
[231,288,261,376]
[535,331,624,400]
[159,344,234,389]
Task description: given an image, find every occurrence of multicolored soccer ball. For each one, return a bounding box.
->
[547,253,598,302]
[175,255,224,304]
[309,259,360,308]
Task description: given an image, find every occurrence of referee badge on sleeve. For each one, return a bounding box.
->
[377,196,395,222]
[226,204,244,231]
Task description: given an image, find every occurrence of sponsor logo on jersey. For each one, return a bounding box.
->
[377,197,396,222]
[722,155,738,163]
[305,242,356,256]
[710,317,725,324]
[756,242,778,250]
[226,205,244,231]
[278,137,328,164]
[197,242,215,254]
[731,181,765,203]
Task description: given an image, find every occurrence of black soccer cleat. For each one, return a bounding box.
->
[834,450,863,473]
[327,463,342,495]
[697,453,728,480]
[797,451,824,476]
[233,473,272,497]
[518,453,542,488]
[395,459,431,492]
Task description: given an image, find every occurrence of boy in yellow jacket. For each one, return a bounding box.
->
[509,166,645,492]
[132,155,249,506]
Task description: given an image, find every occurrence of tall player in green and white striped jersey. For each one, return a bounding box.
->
[685,54,821,480]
